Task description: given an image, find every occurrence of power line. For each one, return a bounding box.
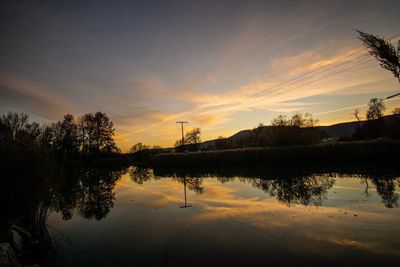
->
[202,57,375,121]
[198,33,400,121]
[314,96,400,116]
[244,33,400,102]
[242,50,367,101]
[387,92,400,99]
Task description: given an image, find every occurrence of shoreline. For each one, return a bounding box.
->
[149,139,400,168]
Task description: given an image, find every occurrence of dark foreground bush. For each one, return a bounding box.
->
[150,139,400,168]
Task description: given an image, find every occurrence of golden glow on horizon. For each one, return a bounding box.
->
[2,25,400,151]
[110,42,400,151]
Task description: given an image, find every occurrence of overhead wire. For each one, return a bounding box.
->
[197,33,400,122]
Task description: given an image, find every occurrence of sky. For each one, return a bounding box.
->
[1,0,400,151]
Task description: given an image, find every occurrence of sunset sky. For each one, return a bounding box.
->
[1,0,399,151]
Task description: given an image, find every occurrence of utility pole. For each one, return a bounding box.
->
[180,176,192,208]
[176,121,188,151]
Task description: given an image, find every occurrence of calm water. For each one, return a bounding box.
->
[44,166,400,267]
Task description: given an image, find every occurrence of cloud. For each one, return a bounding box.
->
[114,174,400,258]
[125,43,399,148]
[0,73,73,120]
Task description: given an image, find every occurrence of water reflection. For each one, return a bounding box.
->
[138,166,400,208]
[248,175,335,206]
[53,167,126,221]
[1,165,127,265]
[129,166,152,185]
[2,164,400,266]
[179,177,192,208]
[371,176,399,208]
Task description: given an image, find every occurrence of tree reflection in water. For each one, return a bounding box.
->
[1,164,399,265]
[129,166,153,185]
[152,166,400,208]
[52,167,127,221]
[370,175,399,208]
[247,175,335,206]
[1,164,127,265]
[130,166,204,208]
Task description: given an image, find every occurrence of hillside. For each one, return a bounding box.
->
[198,120,358,150]
[192,114,400,150]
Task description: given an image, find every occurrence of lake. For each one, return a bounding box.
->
[40,166,400,266]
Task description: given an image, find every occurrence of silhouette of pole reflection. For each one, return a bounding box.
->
[180,176,192,208]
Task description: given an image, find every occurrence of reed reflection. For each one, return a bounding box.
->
[0,165,127,266]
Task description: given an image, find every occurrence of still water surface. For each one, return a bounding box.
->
[47,167,400,266]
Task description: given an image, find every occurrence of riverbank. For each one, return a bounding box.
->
[150,139,400,168]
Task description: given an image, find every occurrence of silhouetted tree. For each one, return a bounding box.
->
[352,108,362,130]
[271,115,289,126]
[174,127,202,151]
[271,113,318,128]
[78,112,118,156]
[0,112,34,140]
[38,125,54,150]
[130,142,149,153]
[93,112,117,153]
[185,127,201,145]
[291,113,319,127]
[268,113,322,146]
[53,114,79,158]
[352,98,397,140]
[366,98,386,120]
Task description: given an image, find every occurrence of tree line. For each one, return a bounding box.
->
[174,127,201,151]
[352,98,400,140]
[0,111,119,160]
[207,113,324,150]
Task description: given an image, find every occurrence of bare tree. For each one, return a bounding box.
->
[271,115,289,126]
[352,108,362,129]
[0,111,29,139]
[185,127,201,145]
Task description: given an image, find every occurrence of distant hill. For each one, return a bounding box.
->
[316,121,357,139]
[198,120,359,150]
[177,114,400,151]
